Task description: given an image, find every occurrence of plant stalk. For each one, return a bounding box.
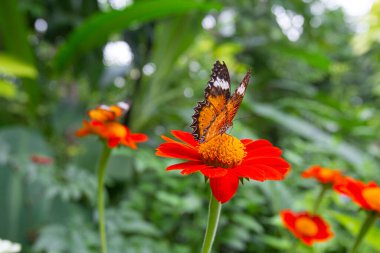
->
[349,211,378,253]
[97,143,112,253]
[201,194,222,253]
[313,184,329,214]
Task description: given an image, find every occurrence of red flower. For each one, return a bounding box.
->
[30,154,54,165]
[76,103,147,148]
[281,210,334,245]
[156,130,290,203]
[333,177,380,212]
[302,165,343,185]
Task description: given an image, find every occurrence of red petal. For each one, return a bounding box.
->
[108,137,120,148]
[300,237,313,246]
[245,139,273,152]
[241,139,254,145]
[244,157,290,170]
[201,168,228,178]
[166,161,206,172]
[236,164,285,181]
[239,157,290,181]
[313,216,333,239]
[209,173,239,203]
[161,135,179,143]
[130,133,148,142]
[280,210,297,230]
[248,147,282,158]
[345,179,372,209]
[171,130,199,147]
[156,143,200,161]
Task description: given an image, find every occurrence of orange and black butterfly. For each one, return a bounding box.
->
[191,61,251,143]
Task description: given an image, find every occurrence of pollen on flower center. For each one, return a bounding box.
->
[198,134,246,168]
[319,169,334,180]
[295,217,318,237]
[363,188,380,210]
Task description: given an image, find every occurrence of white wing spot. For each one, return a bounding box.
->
[215,77,229,90]
[237,85,246,94]
[117,101,130,111]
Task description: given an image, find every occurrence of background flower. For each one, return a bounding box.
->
[334,177,380,212]
[76,103,147,148]
[302,165,343,185]
[281,210,333,245]
[0,239,21,253]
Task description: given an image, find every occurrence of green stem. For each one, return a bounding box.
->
[97,143,112,253]
[349,211,378,253]
[313,184,329,214]
[201,194,222,253]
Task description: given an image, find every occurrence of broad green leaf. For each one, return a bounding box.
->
[0,79,17,99]
[53,0,221,73]
[0,54,37,78]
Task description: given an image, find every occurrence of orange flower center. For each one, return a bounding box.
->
[102,122,127,138]
[198,134,246,168]
[295,217,318,237]
[319,169,336,182]
[363,188,380,212]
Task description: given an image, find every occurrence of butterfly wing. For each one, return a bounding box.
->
[201,70,251,143]
[191,61,231,141]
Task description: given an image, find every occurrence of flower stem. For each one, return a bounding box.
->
[313,184,329,214]
[201,194,222,253]
[97,143,112,253]
[349,211,378,253]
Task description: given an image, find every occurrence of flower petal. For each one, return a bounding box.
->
[344,178,373,209]
[130,133,148,142]
[238,157,290,181]
[201,168,228,178]
[156,143,200,161]
[245,139,273,152]
[210,172,239,203]
[236,164,285,181]
[313,216,333,240]
[244,157,290,171]
[241,139,254,145]
[161,135,179,144]
[108,137,120,148]
[171,130,199,147]
[248,147,283,158]
[280,210,297,230]
[166,161,206,172]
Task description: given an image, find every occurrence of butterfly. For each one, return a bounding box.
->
[88,101,130,122]
[191,61,251,143]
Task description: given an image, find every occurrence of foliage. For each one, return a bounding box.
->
[0,0,380,252]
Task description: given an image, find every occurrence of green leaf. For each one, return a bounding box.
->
[0,54,37,78]
[53,0,221,73]
[0,79,17,99]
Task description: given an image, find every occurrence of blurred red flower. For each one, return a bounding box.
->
[302,165,343,184]
[76,102,147,148]
[281,209,334,245]
[156,130,290,203]
[334,177,380,212]
[30,154,54,165]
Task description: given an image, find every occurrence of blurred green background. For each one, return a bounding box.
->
[1,0,380,252]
